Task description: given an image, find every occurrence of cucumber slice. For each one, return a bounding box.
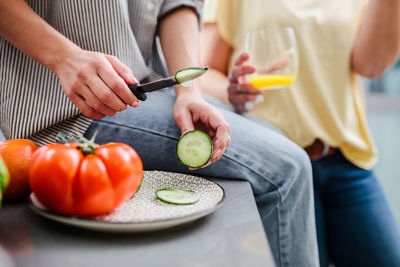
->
[175,67,208,86]
[0,157,9,193]
[176,130,213,168]
[136,176,143,192]
[0,156,9,208]
[156,189,199,205]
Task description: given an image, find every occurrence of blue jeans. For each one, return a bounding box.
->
[84,90,319,267]
[313,151,400,267]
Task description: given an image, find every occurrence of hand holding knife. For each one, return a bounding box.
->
[128,67,208,101]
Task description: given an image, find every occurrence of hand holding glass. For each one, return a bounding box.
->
[244,27,299,90]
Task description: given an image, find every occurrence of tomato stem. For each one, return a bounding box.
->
[88,131,98,145]
[77,131,98,156]
[56,131,98,155]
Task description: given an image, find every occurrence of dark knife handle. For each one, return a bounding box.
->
[128,83,147,101]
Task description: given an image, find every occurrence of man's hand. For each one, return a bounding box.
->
[173,88,231,168]
[53,49,139,120]
[0,0,140,120]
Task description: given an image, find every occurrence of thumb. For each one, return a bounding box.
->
[174,111,195,136]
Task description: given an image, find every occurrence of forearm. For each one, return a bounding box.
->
[0,0,79,73]
[351,0,400,78]
[159,8,230,160]
[159,8,202,96]
[199,22,233,106]
[0,0,138,119]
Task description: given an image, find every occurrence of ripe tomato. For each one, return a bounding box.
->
[0,139,39,200]
[29,141,143,216]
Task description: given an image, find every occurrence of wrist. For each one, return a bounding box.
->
[46,40,81,75]
[175,81,203,98]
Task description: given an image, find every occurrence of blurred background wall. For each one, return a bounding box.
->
[364,59,400,226]
[363,60,400,225]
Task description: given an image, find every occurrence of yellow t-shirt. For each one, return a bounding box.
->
[203,0,377,170]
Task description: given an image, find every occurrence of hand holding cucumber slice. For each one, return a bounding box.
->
[156,189,199,205]
[176,130,213,168]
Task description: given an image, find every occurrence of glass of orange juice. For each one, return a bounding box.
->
[243,27,298,90]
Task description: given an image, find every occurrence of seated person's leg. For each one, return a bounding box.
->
[84,89,319,267]
[316,157,400,266]
[204,94,285,135]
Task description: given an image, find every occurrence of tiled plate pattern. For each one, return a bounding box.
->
[31,171,224,224]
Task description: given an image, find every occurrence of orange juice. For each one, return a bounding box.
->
[249,74,296,89]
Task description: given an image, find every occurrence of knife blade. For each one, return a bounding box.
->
[127,67,208,101]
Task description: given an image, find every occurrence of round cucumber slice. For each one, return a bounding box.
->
[175,67,208,85]
[176,130,213,168]
[156,189,200,205]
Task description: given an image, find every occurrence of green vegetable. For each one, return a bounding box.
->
[156,189,199,205]
[176,130,213,168]
[137,175,143,192]
[0,156,9,207]
[175,67,208,86]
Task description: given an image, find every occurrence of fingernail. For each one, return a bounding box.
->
[181,129,191,137]
[201,162,212,168]
[126,74,137,84]
[212,149,222,160]
[130,100,139,107]
[244,101,255,111]
[255,95,264,104]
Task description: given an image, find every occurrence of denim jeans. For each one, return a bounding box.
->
[313,151,400,267]
[84,89,319,267]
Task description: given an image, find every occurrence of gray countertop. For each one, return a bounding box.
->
[0,178,275,267]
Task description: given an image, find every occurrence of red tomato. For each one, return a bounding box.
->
[0,139,39,200]
[29,142,143,216]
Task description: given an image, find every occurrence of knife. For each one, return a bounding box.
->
[128,67,208,101]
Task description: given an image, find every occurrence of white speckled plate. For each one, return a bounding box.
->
[29,171,224,233]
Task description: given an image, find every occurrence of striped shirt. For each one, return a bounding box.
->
[0,0,202,145]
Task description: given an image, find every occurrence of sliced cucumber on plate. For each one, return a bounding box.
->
[156,189,199,205]
[176,130,213,168]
